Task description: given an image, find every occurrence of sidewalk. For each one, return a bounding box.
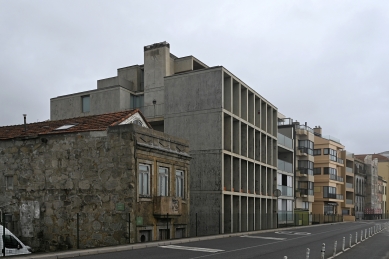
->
[14,222,348,259]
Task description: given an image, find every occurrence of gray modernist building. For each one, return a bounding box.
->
[50,42,278,235]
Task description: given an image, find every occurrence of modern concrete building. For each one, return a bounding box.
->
[0,110,191,251]
[50,41,279,235]
[312,127,345,218]
[277,115,315,225]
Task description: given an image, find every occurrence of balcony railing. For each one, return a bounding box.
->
[346,183,353,189]
[324,193,343,200]
[278,118,293,126]
[297,168,313,176]
[299,189,314,196]
[278,185,293,197]
[298,147,313,156]
[346,199,353,204]
[329,174,344,182]
[346,151,354,158]
[322,135,341,144]
[278,133,293,149]
[278,159,293,173]
[295,124,314,133]
[346,167,353,173]
[337,194,344,200]
[337,158,344,164]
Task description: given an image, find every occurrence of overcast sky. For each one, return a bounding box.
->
[1,0,388,154]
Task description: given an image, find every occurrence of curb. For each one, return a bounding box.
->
[13,221,349,259]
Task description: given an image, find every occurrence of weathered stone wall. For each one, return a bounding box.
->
[0,124,190,251]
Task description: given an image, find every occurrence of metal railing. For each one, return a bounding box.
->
[346,183,353,189]
[322,135,341,144]
[299,189,314,196]
[346,167,353,173]
[295,124,314,133]
[346,199,353,204]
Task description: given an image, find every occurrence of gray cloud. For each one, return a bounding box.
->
[1,0,388,154]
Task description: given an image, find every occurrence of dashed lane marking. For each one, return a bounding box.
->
[240,235,286,240]
[160,245,224,253]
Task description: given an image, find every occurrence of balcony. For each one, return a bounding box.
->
[346,151,354,159]
[278,133,293,149]
[329,174,344,182]
[324,194,344,200]
[346,183,353,189]
[299,189,314,196]
[337,158,344,164]
[297,168,313,176]
[278,185,293,197]
[153,196,182,217]
[346,167,353,174]
[295,124,314,134]
[321,135,341,144]
[346,199,353,205]
[297,147,313,156]
[278,159,293,173]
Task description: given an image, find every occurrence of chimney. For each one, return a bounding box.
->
[313,126,322,136]
[144,41,171,91]
[23,114,27,132]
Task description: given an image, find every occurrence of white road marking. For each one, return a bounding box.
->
[241,235,286,240]
[275,231,311,235]
[160,245,224,253]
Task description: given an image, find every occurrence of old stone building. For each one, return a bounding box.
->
[0,110,190,251]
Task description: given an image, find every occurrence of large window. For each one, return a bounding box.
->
[82,95,90,113]
[298,160,314,175]
[130,94,144,109]
[299,181,314,195]
[139,164,150,197]
[324,204,335,215]
[158,167,169,196]
[323,186,337,198]
[324,167,337,175]
[298,140,314,155]
[323,148,337,162]
[313,168,321,175]
[313,149,321,156]
[176,170,185,198]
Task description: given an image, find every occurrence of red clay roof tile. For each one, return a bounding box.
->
[0,109,151,140]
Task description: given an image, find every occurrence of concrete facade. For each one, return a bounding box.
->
[0,111,190,251]
[50,41,278,235]
[354,158,366,220]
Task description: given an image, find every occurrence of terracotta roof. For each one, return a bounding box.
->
[0,109,151,140]
[355,154,389,162]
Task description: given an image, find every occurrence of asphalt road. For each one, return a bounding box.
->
[73,220,389,259]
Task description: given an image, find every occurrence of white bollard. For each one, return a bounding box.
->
[369,228,371,237]
[342,236,345,251]
[349,234,352,247]
[355,232,358,244]
[361,230,363,241]
[306,248,310,259]
[333,241,337,257]
[284,256,287,259]
[321,243,326,259]
[365,229,367,239]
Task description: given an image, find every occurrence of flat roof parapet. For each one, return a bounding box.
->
[144,41,170,51]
